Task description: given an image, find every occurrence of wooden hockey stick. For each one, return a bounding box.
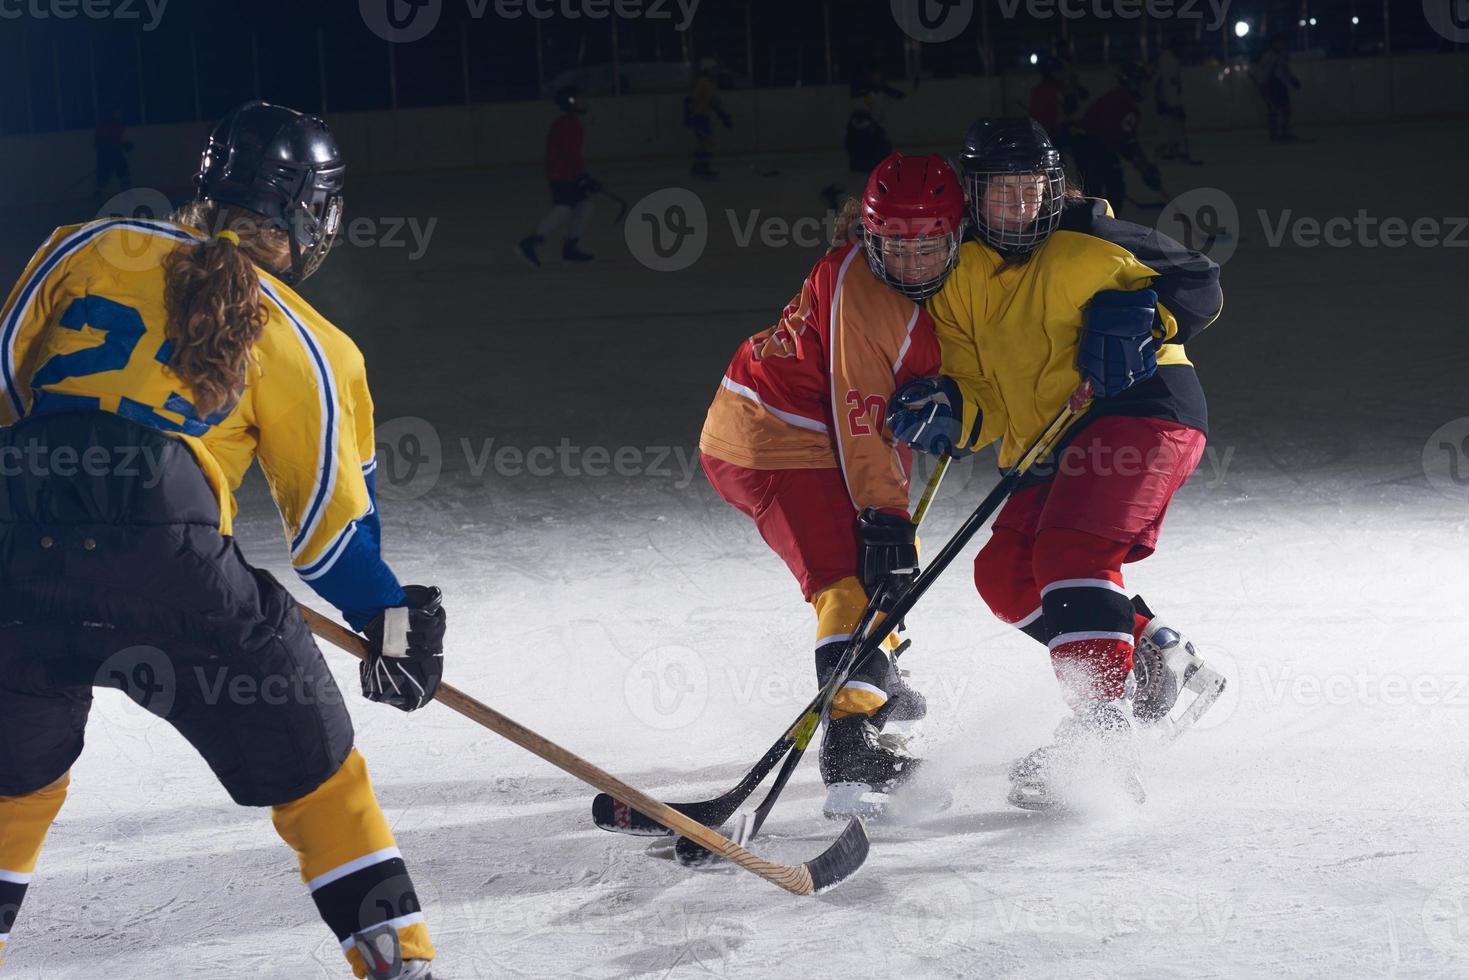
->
[302,608,869,896]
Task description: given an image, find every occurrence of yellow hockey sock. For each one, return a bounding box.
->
[272,749,434,978]
[0,773,70,970]
[812,577,900,720]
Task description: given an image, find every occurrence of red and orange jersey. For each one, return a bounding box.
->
[699,241,940,517]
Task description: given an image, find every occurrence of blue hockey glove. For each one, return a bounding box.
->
[887,376,968,457]
[1077,289,1160,397]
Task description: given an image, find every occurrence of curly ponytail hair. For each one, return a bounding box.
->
[163,203,287,418]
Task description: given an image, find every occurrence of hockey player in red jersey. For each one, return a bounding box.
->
[517,86,598,267]
[889,119,1226,810]
[1072,64,1165,209]
[699,153,963,819]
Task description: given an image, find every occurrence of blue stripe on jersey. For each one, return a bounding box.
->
[257,280,339,560]
[1,219,198,418]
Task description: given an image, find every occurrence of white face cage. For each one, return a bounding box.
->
[862,227,963,301]
[965,167,1066,255]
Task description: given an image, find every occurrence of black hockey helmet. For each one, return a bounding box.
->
[959,117,1066,256]
[554,86,585,114]
[195,101,345,285]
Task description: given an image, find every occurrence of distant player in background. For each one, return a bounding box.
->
[93,106,133,198]
[517,86,597,267]
[699,154,965,820]
[889,118,1225,811]
[0,102,445,980]
[1072,63,1165,209]
[1258,35,1302,141]
[686,58,733,179]
[822,52,906,212]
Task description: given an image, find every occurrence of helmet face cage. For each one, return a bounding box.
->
[862,224,963,301]
[285,182,344,284]
[965,165,1066,256]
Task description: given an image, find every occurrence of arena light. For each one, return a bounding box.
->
[1234,20,1251,37]
[1030,53,1039,66]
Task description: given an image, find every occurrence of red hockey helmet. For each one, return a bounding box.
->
[860,153,965,301]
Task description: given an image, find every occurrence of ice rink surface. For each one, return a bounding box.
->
[3,118,1468,978]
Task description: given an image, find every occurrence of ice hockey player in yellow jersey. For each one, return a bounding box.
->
[0,102,442,980]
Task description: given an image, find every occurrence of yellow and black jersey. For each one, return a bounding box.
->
[0,218,404,629]
[931,198,1221,467]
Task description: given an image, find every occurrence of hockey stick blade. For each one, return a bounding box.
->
[591,723,797,835]
[302,607,867,896]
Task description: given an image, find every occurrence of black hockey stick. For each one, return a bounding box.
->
[673,385,1092,864]
[591,455,951,837]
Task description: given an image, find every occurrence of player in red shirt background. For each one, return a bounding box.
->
[516,87,598,268]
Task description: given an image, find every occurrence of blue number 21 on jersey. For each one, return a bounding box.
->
[28,295,230,436]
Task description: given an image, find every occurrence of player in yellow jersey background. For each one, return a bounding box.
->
[0,102,443,980]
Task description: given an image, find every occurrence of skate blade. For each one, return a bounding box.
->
[1163,662,1227,743]
[823,782,891,821]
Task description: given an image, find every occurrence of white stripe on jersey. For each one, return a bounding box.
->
[1049,630,1136,651]
[719,375,829,433]
[828,243,865,512]
[0,868,33,885]
[258,279,342,564]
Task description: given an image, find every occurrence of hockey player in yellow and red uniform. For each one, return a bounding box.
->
[0,103,440,979]
[700,153,963,819]
[889,119,1226,810]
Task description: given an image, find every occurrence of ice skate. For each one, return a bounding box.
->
[1007,701,1147,812]
[820,712,923,820]
[1130,596,1227,740]
[353,924,435,979]
[514,235,542,268]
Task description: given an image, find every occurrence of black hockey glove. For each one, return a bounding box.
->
[361,585,446,713]
[858,508,919,612]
